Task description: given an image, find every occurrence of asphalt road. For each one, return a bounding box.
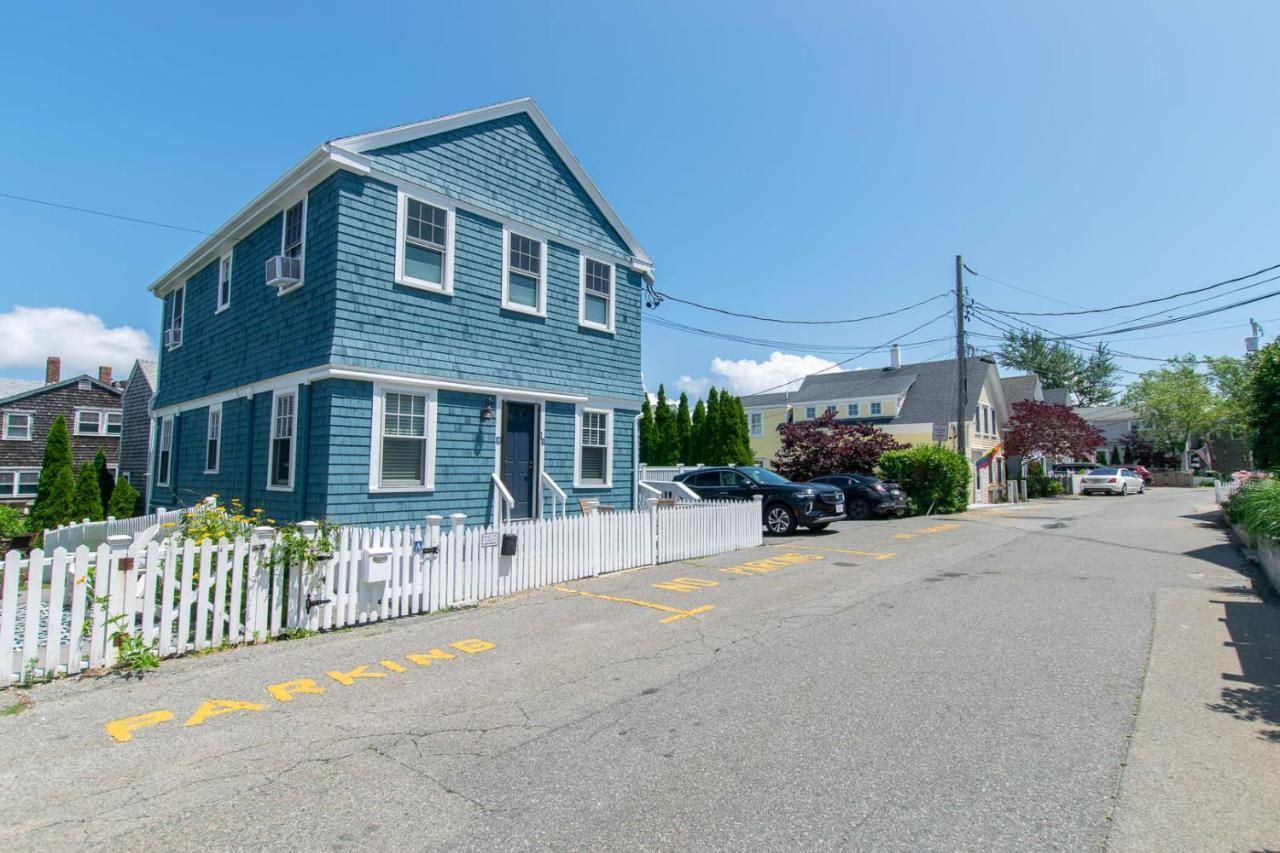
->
[1,489,1277,851]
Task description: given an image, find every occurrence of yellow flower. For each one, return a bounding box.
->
[267,519,276,524]
[161,522,176,528]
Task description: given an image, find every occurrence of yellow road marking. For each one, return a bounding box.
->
[651,577,720,593]
[554,585,713,623]
[769,544,895,560]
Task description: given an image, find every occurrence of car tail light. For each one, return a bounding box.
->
[1108,477,1117,483]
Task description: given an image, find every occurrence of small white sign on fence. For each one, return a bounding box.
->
[480,532,500,548]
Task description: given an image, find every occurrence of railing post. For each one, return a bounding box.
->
[104,534,133,667]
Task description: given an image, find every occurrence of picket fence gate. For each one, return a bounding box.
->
[0,499,761,685]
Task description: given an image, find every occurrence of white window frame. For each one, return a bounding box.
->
[74,409,121,436]
[157,416,173,487]
[267,389,298,491]
[167,285,185,349]
[578,254,615,333]
[204,403,222,474]
[804,406,817,420]
[870,401,883,416]
[574,407,613,489]
[847,403,859,417]
[825,405,838,416]
[368,384,438,493]
[2,411,32,441]
[277,198,307,296]
[216,251,233,313]
[394,190,456,294]
[749,412,763,437]
[501,227,548,317]
[0,468,39,499]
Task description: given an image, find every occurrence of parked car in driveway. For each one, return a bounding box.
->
[1052,462,1100,476]
[1080,467,1145,495]
[674,466,845,535]
[809,473,909,520]
[1128,464,1153,486]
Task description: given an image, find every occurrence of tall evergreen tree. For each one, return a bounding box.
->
[690,399,707,464]
[727,395,754,465]
[704,388,723,465]
[29,414,75,537]
[71,460,104,523]
[108,476,141,519]
[94,448,115,517]
[653,385,676,465]
[639,397,655,464]
[675,393,692,463]
[1108,446,1121,466]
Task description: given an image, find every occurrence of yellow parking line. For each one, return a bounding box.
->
[554,586,714,623]
[769,544,895,560]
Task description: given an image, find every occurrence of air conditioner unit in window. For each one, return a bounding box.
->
[265,255,302,291]
[164,327,183,349]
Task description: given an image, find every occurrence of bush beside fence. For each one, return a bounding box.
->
[0,499,761,685]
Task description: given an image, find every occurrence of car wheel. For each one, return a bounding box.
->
[1121,484,1128,496]
[846,499,871,520]
[764,503,797,536]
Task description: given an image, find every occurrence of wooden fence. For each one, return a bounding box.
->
[0,499,761,685]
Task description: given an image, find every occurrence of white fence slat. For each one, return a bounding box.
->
[43,549,68,675]
[212,540,229,646]
[88,546,109,668]
[159,541,178,656]
[66,548,90,675]
[176,539,196,654]
[269,544,284,638]
[194,540,212,651]
[141,542,159,649]
[0,551,20,684]
[228,538,247,643]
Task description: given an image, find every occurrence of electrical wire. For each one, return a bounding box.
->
[649,289,950,325]
[644,312,953,355]
[0,191,211,235]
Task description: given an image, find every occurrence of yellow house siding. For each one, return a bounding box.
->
[747,405,788,467]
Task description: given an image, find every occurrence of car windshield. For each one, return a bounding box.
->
[739,467,791,486]
[1091,467,1120,476]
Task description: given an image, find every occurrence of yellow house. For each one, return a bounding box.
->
[745,349,1012,501]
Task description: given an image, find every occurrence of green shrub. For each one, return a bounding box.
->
[1046,479,1064,496]
[0,505,27,539]
[70,460,104,523]
[29,415,74,537]
[1225,479,1280,538]
[107,478,141,519]
[1025,460,1051,498]
[877,445,971,515]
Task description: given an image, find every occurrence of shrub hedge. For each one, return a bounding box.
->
[877,445,971,515]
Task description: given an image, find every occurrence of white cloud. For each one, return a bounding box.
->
[708,351,841,395]
[675,374,711,397]
[0,307,155,377]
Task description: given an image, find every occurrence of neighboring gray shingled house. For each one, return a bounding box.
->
[1000,374,1044,406]
[118,360,157,492]
[1042,387,1074,406]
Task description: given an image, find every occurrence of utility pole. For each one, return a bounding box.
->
[955,255,968,462]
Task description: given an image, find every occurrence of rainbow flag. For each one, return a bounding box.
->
[975,442,1003,471]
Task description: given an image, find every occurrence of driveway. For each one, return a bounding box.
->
[1,489,1276,851]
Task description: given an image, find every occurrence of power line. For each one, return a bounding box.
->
[644,312,953,354]
[650,289,950,325]
[0,191,212,235]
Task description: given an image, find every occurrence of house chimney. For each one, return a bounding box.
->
[98,365,112,384]
[889,344,901,370]
[45,356,61,385]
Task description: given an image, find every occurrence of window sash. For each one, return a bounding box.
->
[870,402,882,415]
[509,234,541,275]
[283,201,304,258]
[749,413,763,437]
[218,254,232,309]
[826,405,837,416]
[158,418,172,485]
[206,409,221,472]
[77,411,101,434]
[105,412,122,435]
[17,471,37,496]
[270,393,296,488]
[3,413,31,439]
[805,407,816,420]
[579,411,609,485]
[848,404,859,417]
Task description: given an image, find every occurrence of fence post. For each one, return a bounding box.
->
[449,514,466,606]
[292,521,318,628]
[425,515,442,611]
[645,497,659,565]
[248,525,275,642]
[104,534,132,666]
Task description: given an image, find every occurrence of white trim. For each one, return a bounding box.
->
[748,411,763,438]
[266,388,298,492]
[578,253,615,333]
[73,408,122,436]
[330,97,651,265]
[574,406,613,489]
[204,403,222,474]
[148,362,632,418]
[501,227,547,317]
[215,251,233,313]
[393,190,455,294]
[156,416,173,487]
[492,398,543,521]
[167,285,185,350]
[1,411,33,441]
[0,467,39,499]
[276,197,308,296]
[368,383,437,493]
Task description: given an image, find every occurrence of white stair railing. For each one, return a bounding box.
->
[491,473,516,525]
[540,471,568,519]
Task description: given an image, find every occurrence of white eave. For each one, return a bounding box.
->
[149,97,651,298]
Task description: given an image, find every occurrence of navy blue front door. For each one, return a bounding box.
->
[501,403,537,519]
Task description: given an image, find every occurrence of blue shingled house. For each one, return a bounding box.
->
[146,99,652,525]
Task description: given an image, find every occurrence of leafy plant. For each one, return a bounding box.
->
[177,497,264,543]
[107,477,141,519]
[28,415,74,540]
[877,445,971,515]
[1003,400,1105,460]
[1225,478,1280,539]
[0,505,27,539]
[114,632,161,671]
[70,458,104,523]
[773,411,907,481]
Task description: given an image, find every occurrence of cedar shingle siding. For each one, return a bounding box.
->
[118,361,156,488]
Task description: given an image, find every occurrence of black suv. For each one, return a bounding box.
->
[673,466,845,535]
[809,473,909,520]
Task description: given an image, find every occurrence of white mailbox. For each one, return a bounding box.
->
[361,546,394,584]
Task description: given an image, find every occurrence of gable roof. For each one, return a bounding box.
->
[790,371,918,404]
[0,378,44,401]
[0,374,121,407]
[1042,387,1074,406]
[789,357,1004,426]
[149,98,650,298]
[1000,374,1043,404]
[127,359,158,393]
[739,392,792,409]
[1075,404,1137,423]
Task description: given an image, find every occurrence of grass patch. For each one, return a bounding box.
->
[1226,479,1280,540]
[1,692,32,716]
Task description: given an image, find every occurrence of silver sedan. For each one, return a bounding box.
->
[1080,466,1146,496]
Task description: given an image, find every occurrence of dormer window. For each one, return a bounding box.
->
[870,402,882,416]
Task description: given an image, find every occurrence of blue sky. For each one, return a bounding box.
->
[1,1,1278,394]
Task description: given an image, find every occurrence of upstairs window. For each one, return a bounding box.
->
[826,405,838,416]
[167,286,185,350]
[503,230,546,315]
[3,412,32,440]
[870,402,883,416]
[268,391,296,490]
[805,406,817,420]
[283,201,305,261]
[847,403,859,417]
[396,195,453,293]
[157,417,173,486]
[749,412,763,437]
[217,253,233,312]
[0,469,38,498]
[75,409,121,436]
[580,257,614,332]
[577,409,611,487]
[205,405,221,473]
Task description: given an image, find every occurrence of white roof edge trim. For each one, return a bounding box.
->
[147,145,371,298]
[330,97,651,265]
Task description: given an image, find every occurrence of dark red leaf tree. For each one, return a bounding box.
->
[1003,400,1105,461]
[772,411,909,481]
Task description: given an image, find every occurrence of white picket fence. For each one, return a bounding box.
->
[41,508,185,553]
[0,499,762,685]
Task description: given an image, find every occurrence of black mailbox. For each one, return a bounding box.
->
[500,533,518,556]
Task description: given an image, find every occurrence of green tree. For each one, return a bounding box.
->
[1123,356,1223,470]
[94,448,115,517]
[704,388,723,464]
[29,415,75,537]
[1108,446,1121,465]
[1096,450,1107,464]
[71,459,104,523]
[877,445,971,515]
[998,329,1118,406]
[726,395,754,465]
[1249,340,1280,468]
[675,392,692,463]
[652,385,676,465]
[690,399,707,463]
[1122,445,1134,465]
[639,397,654,465]
[108,477,141,519]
